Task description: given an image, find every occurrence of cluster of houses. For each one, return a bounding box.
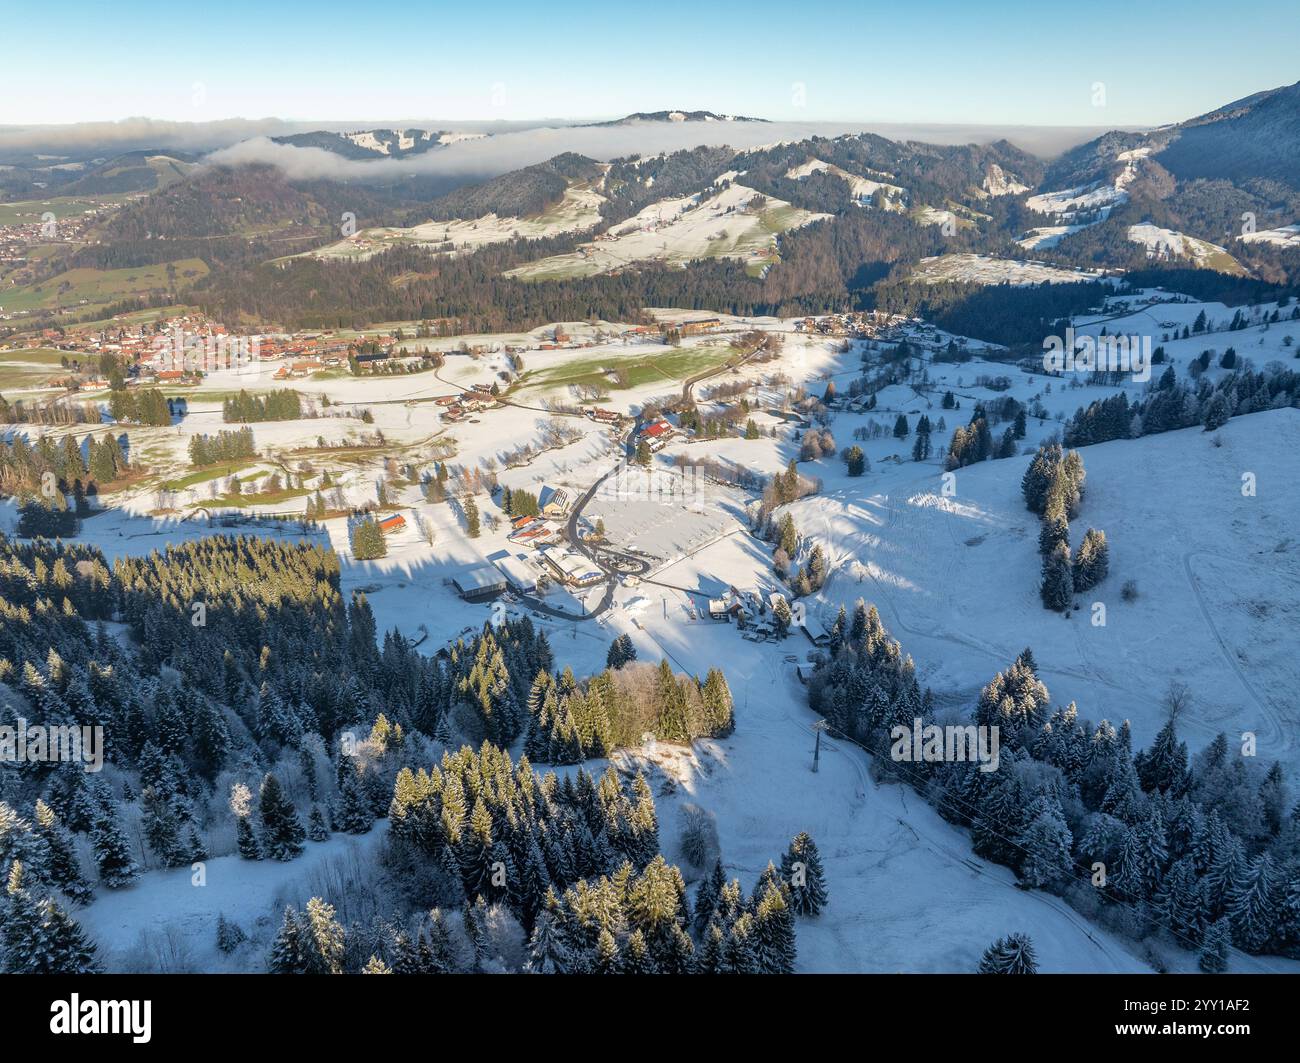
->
[14,313,368,392]
[584,407,623,425]
[0,204,117,291]
[505,485,570,549]
[703,587,833,646]
[434,386,498,423]
[793,310,918,340]
[705,587,784,630]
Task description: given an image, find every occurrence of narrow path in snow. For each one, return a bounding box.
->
[1181,550,1288,754]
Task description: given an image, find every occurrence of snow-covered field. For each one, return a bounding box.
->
[910,253,1107,285]
[17,286,1300,974]
[785,157,906,204]
[303,180,606,262]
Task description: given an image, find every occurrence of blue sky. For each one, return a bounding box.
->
[4,0,1296,127]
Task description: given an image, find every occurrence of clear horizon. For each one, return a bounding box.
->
[4,0,1296,127]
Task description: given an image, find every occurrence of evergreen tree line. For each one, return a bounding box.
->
[1063,363,1300,447]
[807,600,1300,966]
[946,400,1024,471]
[187,427,257,467]
[2,431,128,501]
[522,659,734,764]
[108,389,171,427]
[1021,444,1109,610]
[292,740,826,974]
[0,534,749,971]
[222,389,304,424]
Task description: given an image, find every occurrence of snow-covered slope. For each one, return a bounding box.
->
[303,180,606,262]
[505,182,830,280]
[785,157,907,205]
[910,253,1106,285]
[1127,223,1245,274]
[1241,222,1300,248]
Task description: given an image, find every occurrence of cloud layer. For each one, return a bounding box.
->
[202,119,1112,186]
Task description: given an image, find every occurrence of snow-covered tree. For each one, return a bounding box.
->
[978,932,1038,973]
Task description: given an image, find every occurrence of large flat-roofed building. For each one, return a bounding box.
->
[539,549,603,588]
[452,563,508,601]
[493,555,539,594]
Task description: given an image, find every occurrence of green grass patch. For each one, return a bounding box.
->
[2,259,209,313]
[513,345,738,395]
[0,194,131,227]
[206,486,309,508]
[159,461,255,491]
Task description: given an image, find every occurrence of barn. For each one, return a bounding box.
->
[451,564,507,601]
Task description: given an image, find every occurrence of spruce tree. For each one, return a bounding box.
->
[308,805,330,842]
[1198,917,1232,973]
[693,860,725,936]
[33,800,92,905]
[2,862,101,974]
[335,761,375,834]
[1040,541,1074,612]
[721,912,758,973]
[236,816,261,860]
[142,787,187,868]
[269,906,310,973]
[978,932,1037,973]
[528,895,572,974]
[1135,718,1189,795]
[216,913,247,954]
[303,896,346,974]
[258,773,305,861]
[1072,528,1109,591]
[90,802,139,888]
[1016,795,1073,889]
[780,832,828,916]
[1227,853,1279,953]
[751,877,797,973]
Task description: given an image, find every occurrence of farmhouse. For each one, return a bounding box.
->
[539,486,570,518]
[451,563,508,601]
[639,418,674,452]
[509,524,557,548]
[377,513,406,534]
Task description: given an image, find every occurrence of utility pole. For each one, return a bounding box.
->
[812,719,828,773]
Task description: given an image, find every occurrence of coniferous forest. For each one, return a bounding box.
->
[807,601,1300,964]
[0,532,813,974]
